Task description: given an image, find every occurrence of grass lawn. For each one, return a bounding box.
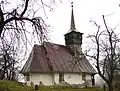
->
[0,80,103,91]
[38,87,103,91]
[0,80,34,91]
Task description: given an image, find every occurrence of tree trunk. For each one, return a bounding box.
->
[108,83,113,91]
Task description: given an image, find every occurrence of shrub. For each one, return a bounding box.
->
[30,81,35,88]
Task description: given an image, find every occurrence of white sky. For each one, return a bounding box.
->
[43,0,120,51]
[6,0,120,67]
[8,0,120,53]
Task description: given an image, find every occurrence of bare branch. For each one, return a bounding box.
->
[88,16,120,91]
[20,0,29,18]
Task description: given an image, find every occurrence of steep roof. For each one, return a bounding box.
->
[21,42,96,74]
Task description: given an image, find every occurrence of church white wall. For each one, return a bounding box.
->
[64,73,92,85]
[24,73,93,86]
[54,73,92,85]
[38,73,54,85]
[25,73,54,86]
[86,74,91,80]
[64,73,83,84]
[54,73,59,84]
[86,74,92,86]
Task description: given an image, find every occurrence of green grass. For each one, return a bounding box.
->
[0,80,103,91]
[37,87,103,91]
[0,80,34,91]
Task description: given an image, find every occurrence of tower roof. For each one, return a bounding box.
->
[70,2,76,31]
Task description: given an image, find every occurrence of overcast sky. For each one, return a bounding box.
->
[42,0,120,51]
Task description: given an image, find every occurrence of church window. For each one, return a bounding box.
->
[77,34,79,37]
[26,74,30,81]
[67,35,70,38]
[82,74,86,81]
[59,73,64,82]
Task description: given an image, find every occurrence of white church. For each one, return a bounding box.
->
[21,4,96,86]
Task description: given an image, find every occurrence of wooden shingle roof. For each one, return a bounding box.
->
[21,42,96,74]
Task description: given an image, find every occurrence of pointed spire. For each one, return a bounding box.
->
[70,2,76,31]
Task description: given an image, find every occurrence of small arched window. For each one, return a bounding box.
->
[82,74,86,81]
[59,73,64,82]
[26,74,30,81]
[77,34,80,37]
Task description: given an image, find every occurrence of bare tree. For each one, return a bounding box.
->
[0,0,59,80]
[86,15,120,91]
[0,37,22,80]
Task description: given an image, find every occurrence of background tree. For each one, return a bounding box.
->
[86,15,120,91]
[0,0,59,80]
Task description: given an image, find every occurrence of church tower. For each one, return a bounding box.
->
[64,3,83,54]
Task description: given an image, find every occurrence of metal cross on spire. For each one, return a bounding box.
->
[70,1,76,31]
[71,2,73,7]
